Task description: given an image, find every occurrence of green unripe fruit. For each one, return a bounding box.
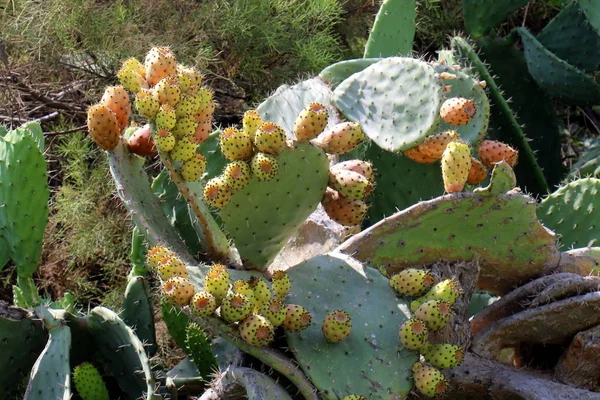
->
[410,279,461,312]
[412,362,448,398]
[181,154,207,181]
[205,264,230,303]
[259,298,286,327]
[414,300,451,331]
[399,318,428,350]
[342,396,367,400]
[223,161,251,190]
[190,290,218,317]
[221,292,253,323]
[271,270,291,300]
[73,362,109,400]
[282,304,312,332]
[251,152,279,181]
[421,343,464,369]
[239,314,275,347]
[254,122,287,154]
[155,104,177,130]
[322,310,352,343]
[135,89,160,119]
[170,135,197,162]
[389,269,436,297]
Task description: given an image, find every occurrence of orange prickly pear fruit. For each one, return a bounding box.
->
[321,188,368,226]
[404,146,438,164]
[294,102,328,142]
[467,157,488,185]
[145,46,177,87]
[440,97,476,126]
[478,140,518,168]
[314,122,364,154]
[418,130,460,159]
[101,86,130,132]
[87,104,121,150]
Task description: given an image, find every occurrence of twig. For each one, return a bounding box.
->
[44,125,87,136]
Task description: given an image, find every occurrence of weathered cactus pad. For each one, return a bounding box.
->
[285,252,416,399]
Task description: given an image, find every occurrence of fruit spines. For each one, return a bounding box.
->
[441,141,471,193]
[412,362,448,398]
[389,269,436,297]
[399,318,429,350]
[439,97,476,126]
[87,104,121,150]
[314,122,365,154]
[294,102,328,142]
[322,310,352,343]
[73,362,109,400]
[239,314,275,347]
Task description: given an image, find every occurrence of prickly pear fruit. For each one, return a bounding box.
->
[330,160,374,181]
[223,160,251,190]
[175,94,198,118]
[399,318,429,350]
[282,304,312,332]
[156,255,188,281]
[194,120,211,144]
[251,152,279,181]
[153,76,181,107]
[243,110,263,139]
[205,264,230,303]
[259,298,286,326]
[203,176,233,208]
[221,292,253,323]
[122,57,146,77]
[220,127,253,161]
[147,245,174,268]
[322,310,352,343]
[389,269,436,297]
[170,135,197,162]
[421,343,464,369]
[404,146,438,164]
[410,279,461,312]
[145,46,177,87]
[342,396,367,400]
[194,98,216,124]
[414,300,451,331]
[73,362,109,400]
[419,130,460,159]
[321,188,368,226]
[190,290,217,317]
[254,122,287,154]
[271,270,291,300]
[135,89,160,119]
[101,86,131,132]
[127,125,157,157]
[239,314,275,347]
[467,157,488,185]
[441,141,471,193]
[232,280,257,309]
[156,104,177,130]
[328,169,373,200]
[176,65,202,92]
[172,116,198,139]
[412,362,448,398]
[294,102,328,142]
[478,140,518,168]
[155,128,176,152]
[162,276,195,307]
[440,97,476,126]
[87,104,121,150]
[117,63,146,93]
[247,276,271,304]
[314,122,364,154]
[181,154,207,181]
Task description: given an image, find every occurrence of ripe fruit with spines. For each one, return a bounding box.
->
[243,110,263,139]
[117,63,146,93]
[247,276,271,305]
[441,141,471,193]
[418,130,460,159]
[404,146,438,164]
[412,362,448,398]
[156,256,188,281]
[259,298,286,327]
[147,245,174,268]
[420,343,464,369]
[389,268,436,297]
[172,116,198,139]
[87,104,121,150]
[176,65,202,92]
[251,152,279,181]
[134,89,160,119]
[414,300,451,331]
[190,290,217,317]
[294,102,328,142]
[205,264,230,303]
[440,97,476,126]
[194,120,211,143]
[170,135,197,162]
[282,304,312,332]
[399,318,429,350]
[410,279,461,312]
[127,124,156,157]
[155,128,176,152]
[181,154,207,181]
[223,161,252,190]
[330,160,374,181]
[328,169,373,200]
[73,362,109,400]
[271,270,291,300]
[322,310,352,343]
[145,46,177,87]
[321,187,368,226]
[195,100,216,124]
[153,77,181,107]
[220,292,253,323]
[203,175,233,208]
[232,280,257,309]
[478,140,518,168]
[239,314,275,347]
[313,122,364,154]
[220,127,253,161]
[156,104,177,130]
[162,276,195,306]
[254,122,287,154]
[467,157,488,185]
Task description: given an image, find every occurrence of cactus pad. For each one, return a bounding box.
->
[579,0,600,34]
[463,0,528,37]
[319,58,381,88]
[363,0,415,58]
[122,276,157,356]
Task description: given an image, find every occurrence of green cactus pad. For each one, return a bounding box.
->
[285,252,416,399]
[578,0,600,34]
[333,57,443,153]
[0,128,49,278]
[161,300,190,350]
[463,0,528,37]
[220,143,329,270]
[185,322,217,380]
[338,191,559,294]
[538,178,599,249]
[87,307,156,400]
[197,130,228,181]
[432,63,490,144]
[24,325,71,400]
[519,27,600,105]
[319,58,381,88]
[363,0,415,58]
[536,2,600,72]
[468,290,500,318]
[568,140,600,179]
[123,276,157,356]
[223,367,293,400]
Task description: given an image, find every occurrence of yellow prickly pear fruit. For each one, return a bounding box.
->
[282,304,312,332]
[250,153,278,181]
[314,122,364,154]
[243,110,263,139]
[223,161,252,190]
[117,62,147,93]
[412,362,448,398]
[271,270,291,300]
[134,89,160,119]
[239,314,275,347]
[441,141,471,193]
[294,102,328,142]
[389,269,436,297]
[153,76,181,107]
[254,122,287,154]
[221,293,253,323]
[155,128,176,152]
[176,64,202,92]
[219,127,253,161]
[410,279,462,312]
[181,153,207,181]
[145,46,177,87]
[172,116,198,139]
[170,135,197,162]
[155,104,177,130]
[190,290,217,317]
[421,343,464,369]
[147,245,174,268]
[203,176,233,208]
[162,277,194,307]
[259,298,286,326]
[100,86,130,133]
[322,310,352,343]
[87,104,121,150]
[399,318,428,350]
[205,264,230,303]
[156,255,188,281]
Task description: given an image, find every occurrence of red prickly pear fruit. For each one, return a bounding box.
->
[399,318,429,350]
[243,110,264,139]
[467,157,488,185]
[314,122,364,154]
[220,127,253,161]
[194,120,211,144]
[259,298,286,327]
[156,104,177,130]
[153,76,181,107]
[414,300,451,331]
[190,290,217,317]
[223,161,251,190]
[294,102,328,142]
[254,122,287,154]
[172,116,197,139]
[322,310,352,343]
[170,135,197,162]
[440,97,477,126]
[404,146,438,164]
[203,176,233,208]
[321,188,368,226]
[419,130,460,159]
[420,343,464,369]
[412,362,448,398]
[247,276,271,305]
[147,245,174,268]
[328,169,373,200]
[100,86,130,133]
[282,304,312,332]
[389,269,436,297]
[271,270,291,300]
[239,314,275,347]
[122,57,146,78]
[251,152,279,181]
[87,104,121,150]
[176,65,202,92]
[478,140,518,168]
[155,128,176,152]
[441,141,471,193]
[221,292,253,323]
[156,255,188,281]
[135,89,160,119]
[330,160,374,181]
[144,46,177,87]
[410,279,462,312]
[127,124,157,157]
[181,154,207,182]
[162,276,194,307]
[205,264,230,303]
[117,62,146,93]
